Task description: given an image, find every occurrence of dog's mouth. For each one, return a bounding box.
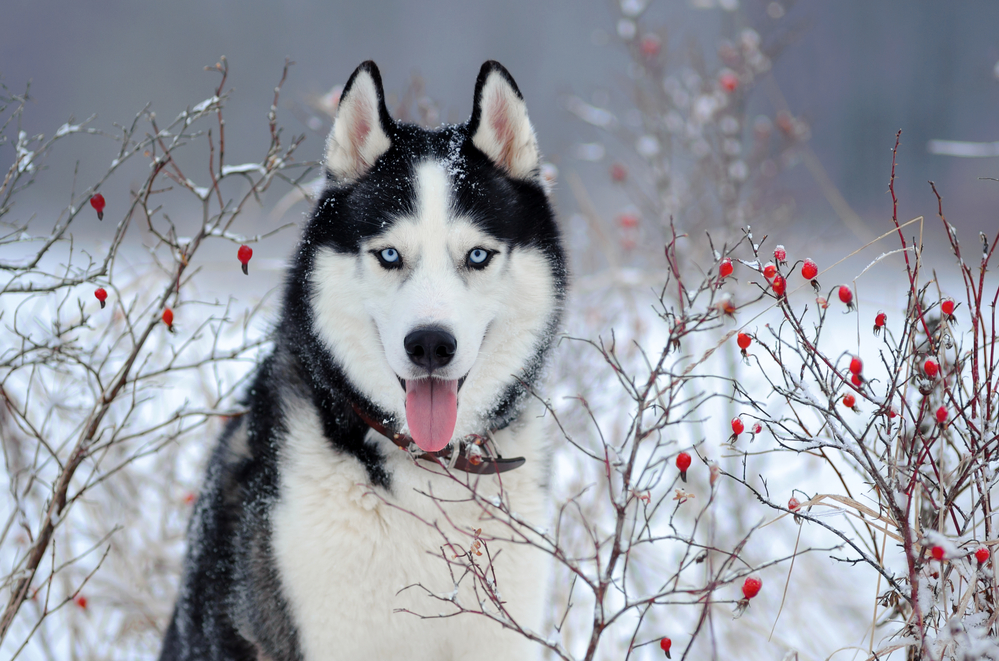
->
[396,375,467,453]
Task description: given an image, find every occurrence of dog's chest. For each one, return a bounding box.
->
[269,410,548,661]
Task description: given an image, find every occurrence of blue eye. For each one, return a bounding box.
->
[375,247,402,268]
[468,248,492,268]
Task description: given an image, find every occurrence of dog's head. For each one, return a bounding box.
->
[291,61,565,453]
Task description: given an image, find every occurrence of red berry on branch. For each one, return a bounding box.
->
[874,311,887,335]
[773,245,787,266]
[842,394,856,408]
[762,262,777,280]
[618,213,639,229]
[89,193,105,220]
[771,274,786,297]
[800,258,818,280]
[719,70,739,93]
[737,332,751,351]
[719,258,734,279]
[742,576,762,599]
[931,545,945,561]
[838,285,854,309]
[676,451,691,482]
[941,299,954,316]
[74,595,87,609]
[849,356,863,375]
[788,497,800,511]
[238,244,253,275]
[731,418,744,436]
[94,287,108,309]
[610,162,628,182]
[639,34,662,59]
[851,373,862,387]
[162,308,174,332]
[924,359,939,378]
[975,547,990,564]
[752,422,762,434]
[935,406,948,424]
[660,636,672,658]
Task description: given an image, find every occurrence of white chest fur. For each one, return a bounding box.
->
[270,403,551,661]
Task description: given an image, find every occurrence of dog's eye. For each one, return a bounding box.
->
[374,248,402,269]
[467,248,493,269]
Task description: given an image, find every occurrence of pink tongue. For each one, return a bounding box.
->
[405,378,459,453]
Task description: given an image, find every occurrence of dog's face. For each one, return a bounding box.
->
[302,62,564,453]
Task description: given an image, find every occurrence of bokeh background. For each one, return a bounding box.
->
[4,0,999,241]
[3,1,999,659]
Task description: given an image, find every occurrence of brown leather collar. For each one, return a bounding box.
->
[350,402,525,474]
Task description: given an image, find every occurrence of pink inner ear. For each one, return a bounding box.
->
[487,92,517,171]
[349,96,373,163]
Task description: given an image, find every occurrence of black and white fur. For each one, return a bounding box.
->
[159,61,566,661]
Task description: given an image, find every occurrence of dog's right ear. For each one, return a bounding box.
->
[325,61,393,182]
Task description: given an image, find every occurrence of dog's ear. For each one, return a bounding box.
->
[325,61,393,182]
[468,62,540,180]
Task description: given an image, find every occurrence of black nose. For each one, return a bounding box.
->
[404,327,457,371]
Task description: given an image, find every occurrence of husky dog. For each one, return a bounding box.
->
[159,61,566,661]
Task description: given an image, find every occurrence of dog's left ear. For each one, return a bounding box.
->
[468,62,540,180]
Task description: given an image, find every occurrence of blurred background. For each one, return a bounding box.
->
[4,0,999,244]
[3,1,999,659]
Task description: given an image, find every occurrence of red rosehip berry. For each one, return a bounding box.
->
[771,274,786,297]
[838,285,854,309]
[238,244,253,275]
[924,358,939,378]
[162,307,174,332]
[609,162,628,182]
[752,422,762,434]
[74,594,87,609]
[874,311,887,335]
[888,407,898,419]
[719,257,734,279]
[842,394,856,408]
[975,547,990,564]
[742,576,762,599]
[94,287,108,309]
[618,213,639,229]
[89,193,105,220]
[935,406,948,424]
[731,417,745,435]
[788,497,800,511]
[849,356,863,375]
[676,451,691,482]
[941,299,954,316]
[737,332,751,350]
[639,34,662,59]
[660,636,672,658]
[851,373,862,387]
[762,262,777,280]
[719,70,739,93]
[931,545,945,561]
[773,245,787,266]
[800,258,818,280]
